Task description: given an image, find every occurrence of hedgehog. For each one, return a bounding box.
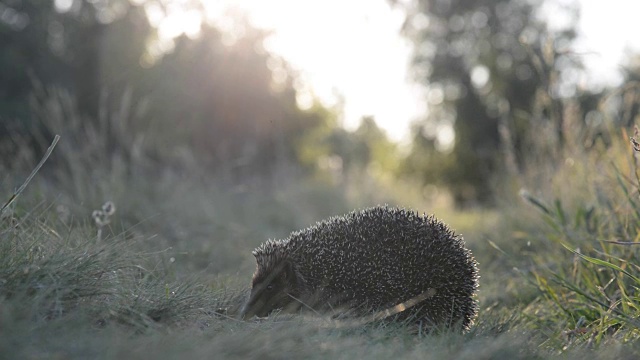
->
[240,205,479,331]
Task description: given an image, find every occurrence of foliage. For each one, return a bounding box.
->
[0,0,150,122]
[516,129,640,347]
[397,0,580,206]
[297,115,401,184]
[137,24,331,175]
[0,0,347,180]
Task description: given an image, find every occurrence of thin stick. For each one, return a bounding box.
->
[1,135,60,215]
[603,240,640,246]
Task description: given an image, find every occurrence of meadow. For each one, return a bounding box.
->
[1,95,640,359]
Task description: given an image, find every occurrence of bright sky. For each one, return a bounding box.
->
[200,0,423,142]
[156,0,640,142]
[572,0,640,86]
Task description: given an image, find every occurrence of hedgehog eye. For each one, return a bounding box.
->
[266,284,274,291]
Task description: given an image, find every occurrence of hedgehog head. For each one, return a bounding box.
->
[240,239,302,319]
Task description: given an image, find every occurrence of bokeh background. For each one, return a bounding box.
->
[3,0,639,206]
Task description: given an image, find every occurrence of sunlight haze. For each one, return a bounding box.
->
[188,0,640,142]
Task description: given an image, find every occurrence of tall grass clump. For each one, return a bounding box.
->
[517,124,640,349]
[1,194,244,326]
[0,194,249,356]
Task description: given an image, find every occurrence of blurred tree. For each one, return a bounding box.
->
[0,0,147,121]
[395,0,579,206]
[0,0,408,191]
[617,55,640,128]
[0,0,62,123]
[352,116,400,175]
[137,23,330,178]
[0,1,338,181]
[297,115,399,184]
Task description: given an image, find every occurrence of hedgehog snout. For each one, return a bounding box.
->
[241,281,291,319]
[241,261,300,319]
[239,294,267,319]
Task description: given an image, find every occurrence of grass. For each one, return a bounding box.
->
[2,92,640,359]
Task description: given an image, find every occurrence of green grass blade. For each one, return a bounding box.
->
[562,243,640,285]
[612,163,640,221]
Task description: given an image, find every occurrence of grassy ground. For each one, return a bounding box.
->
[2,110,640,358]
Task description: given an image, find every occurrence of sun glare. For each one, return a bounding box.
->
[574,0,640,87]
[149,0,640,143]
[197,0,426,142]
